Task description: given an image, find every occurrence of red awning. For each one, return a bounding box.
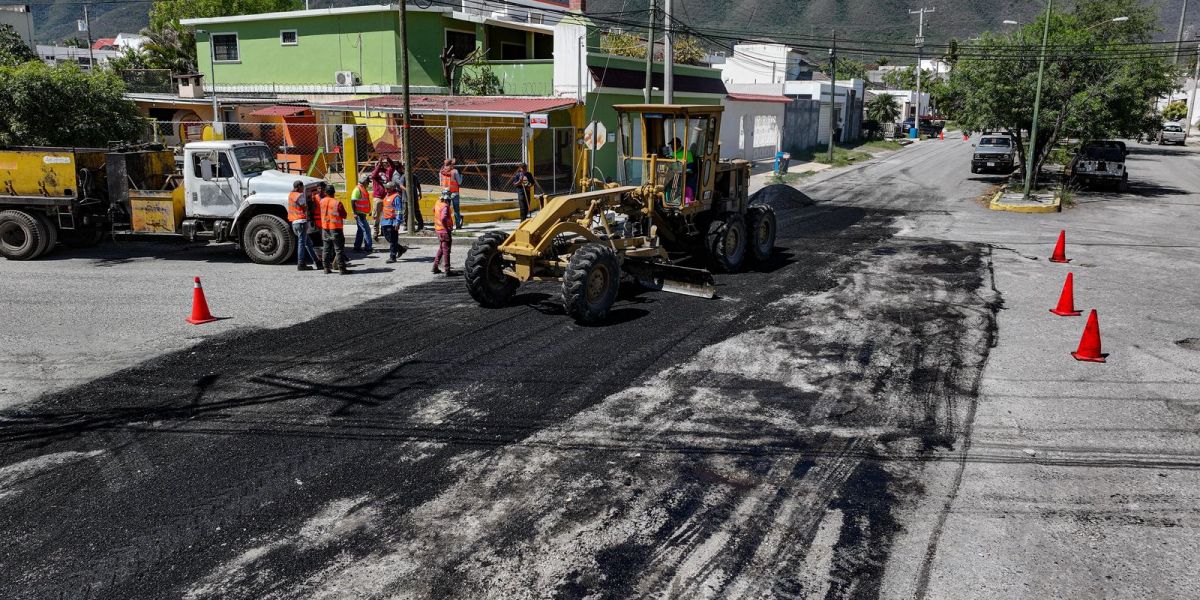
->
[726,93,792,104]
[249,105,312,117]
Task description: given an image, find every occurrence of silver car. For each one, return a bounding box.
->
[1159,123,1186,145]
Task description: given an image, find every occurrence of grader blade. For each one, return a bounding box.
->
[655,264,717,299]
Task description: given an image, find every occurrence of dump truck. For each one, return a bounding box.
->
[464,104,776,323]
[0,141,324,262]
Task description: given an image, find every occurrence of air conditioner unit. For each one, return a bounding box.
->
[334,71,360,87]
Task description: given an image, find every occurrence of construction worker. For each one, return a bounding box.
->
[287,181,318,271]
[432,189,454,276]
[509,163,535,220]
[318,183,349,275]
[379,181,408,264]
[350,174,373,253]
[439,158,463,228]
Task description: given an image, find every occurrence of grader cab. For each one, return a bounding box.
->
[463,104,777,323]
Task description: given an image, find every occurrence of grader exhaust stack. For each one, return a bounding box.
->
[464,104,776,323]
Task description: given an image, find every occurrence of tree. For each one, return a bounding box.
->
[881,66,934,90]
[0,24,36,67]
[828,57,868,82]
[673,36,706,66]
[458,53,502,96]
[0,62,145,147]
[1162,100,1188,122]
[600,31,645,59]
[866,93,901,125]
[143,0,302,74]
[948,0,1177,189]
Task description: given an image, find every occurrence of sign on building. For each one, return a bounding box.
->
[529,113,549,129]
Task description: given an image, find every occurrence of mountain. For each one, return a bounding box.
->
[28,0,1200,60]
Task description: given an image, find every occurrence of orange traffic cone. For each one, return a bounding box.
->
[1050,272,1082,316]
[962,132,969,141]
[1071,309,1107,363]
[1049,230,1070,263]
[186,276,220,325]
[939,130,945,141]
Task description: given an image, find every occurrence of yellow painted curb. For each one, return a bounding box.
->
[988,190,1062,213]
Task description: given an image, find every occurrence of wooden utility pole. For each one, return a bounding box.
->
[400,1,416,232]
[644,0,655,103]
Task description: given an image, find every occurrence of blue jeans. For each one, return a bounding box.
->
[293,221,317,266]
[353,212,373,251]
[449,192,462,228]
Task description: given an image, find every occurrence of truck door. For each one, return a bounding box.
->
[187,151,241,219]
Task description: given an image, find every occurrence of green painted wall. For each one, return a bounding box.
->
[458,60,553,96]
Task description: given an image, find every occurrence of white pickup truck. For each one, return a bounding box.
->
[0,140,325,263]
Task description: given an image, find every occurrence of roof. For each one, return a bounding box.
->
[313,95,578,117]
[92,38,116,50]
[249,105,313,117]
[180,3,444,26]
[726,92,791,104]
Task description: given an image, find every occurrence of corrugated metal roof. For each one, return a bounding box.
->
[249,105,313,117]
[316,95,578,116]
[726,93,792,103]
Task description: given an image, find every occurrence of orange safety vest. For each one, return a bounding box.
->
[434,200,452,232]
[287,191,306,222]
[439,169,460,193]
[319,195,344,230]
[381,192,400,221]
[351,184,371,214]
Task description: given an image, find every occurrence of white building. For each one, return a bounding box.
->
[874,89,930,119]
[712,43,815,84]
[0,4,33,47]
[720,92,790,161]
[37,45,122,71]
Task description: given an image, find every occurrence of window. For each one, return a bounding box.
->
[500,42,525,60]
[192,152,234,178]
[445,29,476,60]
[280,30,297,46]
[234,146,277,176]
[212,33,239,62]
[529,13,544,24]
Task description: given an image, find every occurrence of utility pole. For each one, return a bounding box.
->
[644,0,655,103]
[1175,0,1189,64]
[909,7,934,131]
[82,6,95,71]
[663,0,673,103]
[827,31,836,163]
[399,1,416,232]
[1187,43,1200,140]
[1023,0,1054,198]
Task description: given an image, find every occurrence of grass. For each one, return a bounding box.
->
[858,139,904,152]
[788,139,902,168]
[766,173,802,185]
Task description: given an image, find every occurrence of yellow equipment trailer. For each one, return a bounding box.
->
[463,104,777,323]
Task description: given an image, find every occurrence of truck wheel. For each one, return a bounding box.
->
[706,212,747,273]
[62,227,104,249]
[31,212,57,259]
[562,243,620,323]
[0,210,44,261]
[242,214,294,265]
[465,231,518,308]
[746,204,777,262]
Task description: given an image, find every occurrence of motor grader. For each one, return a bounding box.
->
[463,104,776,323]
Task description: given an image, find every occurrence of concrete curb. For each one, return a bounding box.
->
[988,189,1062,213]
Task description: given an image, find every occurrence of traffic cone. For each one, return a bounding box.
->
[1071,309,1107,363]
[1049,230,1070,263]
[962,132,969,141]
[186,276,220,325]
[939,130,945,141]
[1049,272,1083,316]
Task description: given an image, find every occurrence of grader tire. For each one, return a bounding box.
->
[465,231,518,308]
[0,210,44,261]
[562,243,621,323]
[746,204,777,263]
[706,212,747,273]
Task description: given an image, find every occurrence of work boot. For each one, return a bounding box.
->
[324,266,332,274]
[298,264,313,271]
[386,257,397,264]
[396,245,408,258]
[432,266,442,274]
[340,266,350,275]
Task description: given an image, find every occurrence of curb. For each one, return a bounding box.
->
[988,189,1062,213]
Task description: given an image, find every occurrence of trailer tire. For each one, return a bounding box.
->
[746,204,776,263]
[62,226,104,249]
[465,231,518,308]
[706,212,747,273]
[562,243,620,323]
[242,214,294,265]
[0,210,44,261]
[31,212,57,259]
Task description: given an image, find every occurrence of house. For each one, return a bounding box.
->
[0,4,33,48]
[874,90,930,120]
[92,33,148,52]
[720,92,790,161]
[36,44,122,71]
[711,42,817,84]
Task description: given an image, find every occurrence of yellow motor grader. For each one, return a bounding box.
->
[463,104,777,323]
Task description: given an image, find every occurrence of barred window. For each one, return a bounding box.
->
[212,34,239,62]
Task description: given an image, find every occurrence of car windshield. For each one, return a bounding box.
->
[1163,125,1183,132]
[234,145,277,176]
[1082,146,1123,161]
[979,137,1010,147]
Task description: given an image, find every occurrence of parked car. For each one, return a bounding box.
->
[901,117,944,137]
[1158,122,1186,145]
[1065,141,1128,190]
[970,134,1016,174]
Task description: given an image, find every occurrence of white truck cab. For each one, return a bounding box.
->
[184,141,325,264]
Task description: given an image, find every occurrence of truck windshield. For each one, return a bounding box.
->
[979,137,1010,147]
[234,146,277,176]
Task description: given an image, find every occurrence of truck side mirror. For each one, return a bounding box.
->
[199,158,215,181]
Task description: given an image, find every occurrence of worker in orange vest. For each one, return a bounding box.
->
[439,158,463,228]
[350,174,374,253]
[287,180,318,271]
[432,189,454,276]
[379,181,408,263]
[318,183,349,275]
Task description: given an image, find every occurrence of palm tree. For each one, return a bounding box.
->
[866,93,901,124]
[140,25,196,75]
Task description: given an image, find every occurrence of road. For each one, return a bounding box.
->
[1,137,1196,599]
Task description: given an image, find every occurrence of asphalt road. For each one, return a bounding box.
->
[1,137,1195,599]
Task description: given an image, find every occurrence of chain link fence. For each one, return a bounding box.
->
[138,120,578,201]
